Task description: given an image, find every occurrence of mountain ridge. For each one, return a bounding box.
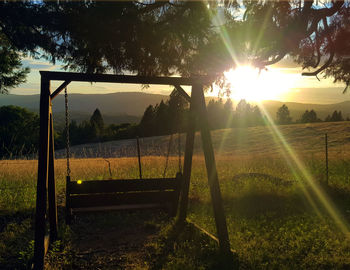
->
[1,92,350,121]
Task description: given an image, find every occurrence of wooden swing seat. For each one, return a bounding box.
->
[67,173,182,216]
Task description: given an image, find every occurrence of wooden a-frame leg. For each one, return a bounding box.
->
[48,110,58,241]
[194,84,231,254]
[177,89,196,224]
[33,77,51,270]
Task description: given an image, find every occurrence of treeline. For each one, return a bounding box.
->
[275,104,347,125]
[0,98,349,158]
[55,109,139,149]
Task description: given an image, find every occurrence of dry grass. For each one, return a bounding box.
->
[2,121,350,268]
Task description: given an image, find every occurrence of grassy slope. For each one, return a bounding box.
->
[62,121,350,159]
[2,121,350,269]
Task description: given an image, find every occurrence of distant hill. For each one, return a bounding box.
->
[0,92,169,116]
[1,92,350,122]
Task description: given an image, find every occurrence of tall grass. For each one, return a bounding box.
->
[2,121,350,268]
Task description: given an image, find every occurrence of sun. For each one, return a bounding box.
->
[224,66,293,102]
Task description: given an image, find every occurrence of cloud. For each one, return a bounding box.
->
[21,57,62,71]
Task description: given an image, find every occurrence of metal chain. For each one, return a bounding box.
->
[64,87,71,177]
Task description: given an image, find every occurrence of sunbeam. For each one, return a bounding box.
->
[257,102,350,235]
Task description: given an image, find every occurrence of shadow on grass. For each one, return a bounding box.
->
[0,208,35,270]
[146,220,238,270]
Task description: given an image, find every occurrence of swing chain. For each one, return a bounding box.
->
[64,87,71,177]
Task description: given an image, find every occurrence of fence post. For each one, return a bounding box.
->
[325,133,329,185]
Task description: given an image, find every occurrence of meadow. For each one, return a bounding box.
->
[2,121,350,269]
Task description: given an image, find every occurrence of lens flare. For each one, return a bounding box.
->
[257,103,350,235]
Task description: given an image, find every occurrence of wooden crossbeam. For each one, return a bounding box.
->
[40,71,213,86]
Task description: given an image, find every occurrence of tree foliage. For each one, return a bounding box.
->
[0,1,349,93]
[237,1,350,91]
[0,106,39,157]
[325,110,344,122]
[276,104,292,125]
[299,109,320,123]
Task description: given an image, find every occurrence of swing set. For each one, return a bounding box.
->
[33,71,231,269]
[63,87,184,221]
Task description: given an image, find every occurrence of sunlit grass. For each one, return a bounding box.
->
[2,122,350,268]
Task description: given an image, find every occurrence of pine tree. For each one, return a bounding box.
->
[139,105,155,136]
[90,108,104,139]
[276,104,292,125]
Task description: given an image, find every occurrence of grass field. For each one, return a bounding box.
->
[2,121,350,269]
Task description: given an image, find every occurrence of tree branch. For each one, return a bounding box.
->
[302,18,335,76]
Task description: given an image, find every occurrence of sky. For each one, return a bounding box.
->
[11,55,349,105]
[6,2,350,105]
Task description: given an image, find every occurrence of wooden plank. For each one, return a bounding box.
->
[70,191,176,208]
[69,178,178,194]
[72,203,164,212]
[33,77,51,270]
[50,80,71,100]
[48,111,58,241]
[177,88,196,222]
[194,84,231,254]
[40,71,213,86]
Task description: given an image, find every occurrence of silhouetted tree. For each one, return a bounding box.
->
[154,100,169,134]
[168,88,188,132]
[0,43,29,94]
[2,1,349,94]
[330,110,344,122]
[0,106,39,157]
[276,104,292,125]
[90,108,104,130]
[207,98,226,129]
[139,105,156,137]
[299,109,320,123]
[236,1,350,92]
[90,108,104,140]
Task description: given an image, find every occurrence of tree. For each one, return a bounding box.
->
[1,1,349,95]
[330,110,344,122]
[206,98,227,129]
[168,88,188,132]
[0,105,39,157]
[236,1,350,92]
[154,100,169,135]
[90,108,104,130]
[0,41,29,94]
[90,108,104,139]
[139,105,156,137]
[276,104,292,125]
[300,109,320,123]
[0,1,213,88]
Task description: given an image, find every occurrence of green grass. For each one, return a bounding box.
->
[2,122,350,268]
